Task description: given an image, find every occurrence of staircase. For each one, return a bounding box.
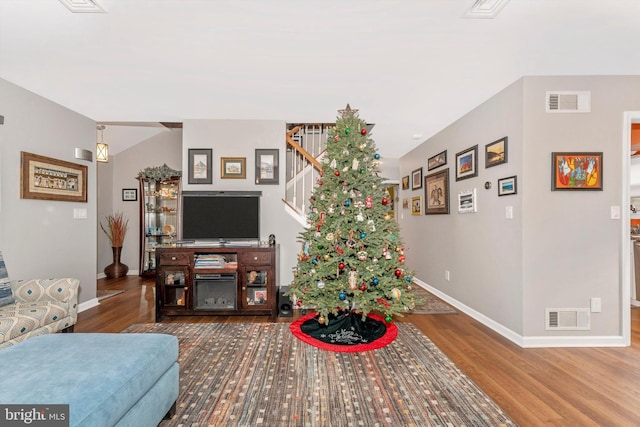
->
[284,123,335,225]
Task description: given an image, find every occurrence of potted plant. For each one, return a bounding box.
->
[101,212,129,279]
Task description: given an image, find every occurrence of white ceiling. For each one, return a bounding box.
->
[1,0,639,157]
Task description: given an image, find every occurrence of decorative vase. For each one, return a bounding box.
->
[104,246,129,279]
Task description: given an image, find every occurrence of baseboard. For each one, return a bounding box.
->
[412,277,628,348]
[97,270,140,280]
[78,297,99,312]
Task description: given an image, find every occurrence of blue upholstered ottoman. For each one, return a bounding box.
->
[0,333,179,427]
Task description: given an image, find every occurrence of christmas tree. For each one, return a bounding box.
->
[289,105,417,343]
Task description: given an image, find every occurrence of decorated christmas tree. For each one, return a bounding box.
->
[288,105,417,350]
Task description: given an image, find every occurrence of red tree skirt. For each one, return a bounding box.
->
[290,311,398,352]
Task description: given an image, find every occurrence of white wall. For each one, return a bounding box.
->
[97,130,183,274]
[183,119,304,287]
[399,75,640,345]
[0,78,97,304]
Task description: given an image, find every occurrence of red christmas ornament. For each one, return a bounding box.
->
[398,255,406,263]
[366,196,373,209]
[395,269,402,277]
[297,300,303,307]
[377,297,390,308]
[360,128,367,135]
[334,170,340,177]
[338,262,345,270]
[359,283,367,291]
[382,198,389,205]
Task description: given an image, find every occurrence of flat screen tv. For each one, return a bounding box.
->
[181,191,261,244]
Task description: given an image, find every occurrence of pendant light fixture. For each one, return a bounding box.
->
[96,124,109,162]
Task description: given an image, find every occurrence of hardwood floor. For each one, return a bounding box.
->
[78,276,640,426]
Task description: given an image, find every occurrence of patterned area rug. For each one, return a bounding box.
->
[408,286,457,314]
[124,323,514,426]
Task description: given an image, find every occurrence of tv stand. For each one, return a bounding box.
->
[155,244,278,322]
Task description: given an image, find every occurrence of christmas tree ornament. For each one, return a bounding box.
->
[385,315,393,323]
[357,251,367,261]
[326,233,335,241]
[366,196,373,208]
[334,170,340,177]
[344,199,351,207]
[359,144,366,151]
[391,288,402,299]
[342,166,349,172]
[374,153,380,159]
[406,276,412,282]
[372,257,379,264]
[352,158,359,170]
[345,127,350,134]
[394,269,402,277]
[317,244,324,250]
[361,128,367,135]
[324,254,330,260]
[339,292,347,301]
[348,270,358,289]
[356,211,364,222]
[318,315,327,325]
[360,232,366,239]
[334,135,340,142]
[338,262,345,270]
[372,277,380,285]
[382,198,389,205]
[360,168,366,174]
[317,280,325,289]
[399,255,405,262]
[312,258,318,264]
[330,159,337,168]
[368,220,376,232]
[359,283,367,291]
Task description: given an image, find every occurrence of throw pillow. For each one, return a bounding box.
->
[0,251,15,307]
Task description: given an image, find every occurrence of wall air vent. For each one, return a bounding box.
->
[545,308,590,330]
[546,91,591,113]
[58,0,106,13]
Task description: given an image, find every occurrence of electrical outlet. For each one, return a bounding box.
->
[445,270,450,281]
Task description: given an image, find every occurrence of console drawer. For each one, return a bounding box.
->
[159,252,191,265]
[241,251,272,265]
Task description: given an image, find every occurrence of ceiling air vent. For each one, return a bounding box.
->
[546,91,591,113]
[545,308,590,331]
[58,0,106,13]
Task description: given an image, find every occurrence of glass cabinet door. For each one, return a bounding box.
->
[159,267,189,308]
[243,269,269,309]
[139,177,181,277]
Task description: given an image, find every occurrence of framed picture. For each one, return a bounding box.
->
[221,157,246,179]
[411,196,422,215]
[188,149,212,184]
[455,145,478,181]
[20,151,87,203]
[411,167,423,190]
[424,168,450,215]
[485,137,508,168]
[402,198,409,209]
[401,175,410,190]
[428,150,447,171]
[458,188,477,214]
[551,152,603,191]
[255,149,279,185]
[498,176,517,196]
[122,188,137,201]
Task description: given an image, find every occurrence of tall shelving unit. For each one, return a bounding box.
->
[139,176,181,277]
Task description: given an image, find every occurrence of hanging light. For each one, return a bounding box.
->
[96,124,109,162]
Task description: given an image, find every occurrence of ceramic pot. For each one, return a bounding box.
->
[104,246,129,279]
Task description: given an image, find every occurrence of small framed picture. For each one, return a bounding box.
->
[458,189,477,214]
[428,150,447,171]
[424,169,450,215]
[221,157,246,179]
[402,198,409,209]
[498,176,517,196]
[411,167,423,190]
[456,145,478,181]
[401,175,410,190]
[188,148,213,184]
[122,188,137,201]
[551,152,603,191]
[411,196,422,215]
[485,137,508,168]
[255,149,279,185]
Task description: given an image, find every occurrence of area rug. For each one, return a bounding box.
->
[97,289,124,301]
[124,322,514,426]
[408,286,457,315]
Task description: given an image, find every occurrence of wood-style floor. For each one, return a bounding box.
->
[78,276,640,426]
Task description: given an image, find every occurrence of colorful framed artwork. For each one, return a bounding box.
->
[20,151,87,202]
[485,137,508,168]
[411,196,422,215]
[401,175,410,190]
[255,149,279,185]
[455,145,478,181]
[122,188,137,201]
[428,150,447,171]
[188,148,212,184]
[221,157,246,179]
[458,188,477,214]
[424,168,450,215]
[498,176,517,196]
[411,167,423,190]
[551,152,603,191]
